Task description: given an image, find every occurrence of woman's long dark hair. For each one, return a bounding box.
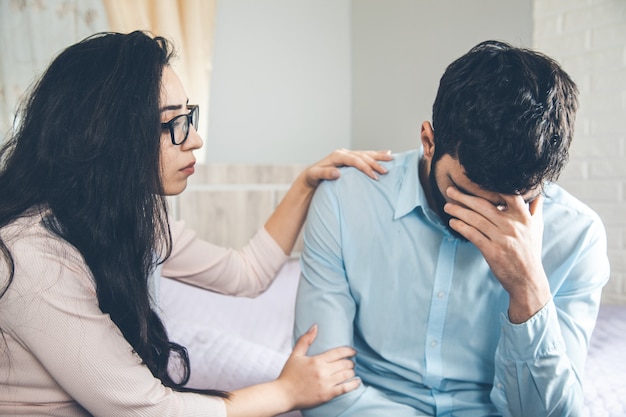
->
[0,31,227,397]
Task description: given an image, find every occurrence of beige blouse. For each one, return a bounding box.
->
[0,210,288,416]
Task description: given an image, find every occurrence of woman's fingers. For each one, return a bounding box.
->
[305,149,392,186]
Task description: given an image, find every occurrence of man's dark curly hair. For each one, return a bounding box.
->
[431,40,579,194]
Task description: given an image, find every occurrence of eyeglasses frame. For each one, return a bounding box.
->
[161,104,199,145]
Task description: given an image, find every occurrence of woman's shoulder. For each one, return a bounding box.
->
[3,208,68,251]
[1,209,94,292]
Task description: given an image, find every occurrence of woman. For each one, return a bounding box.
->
[0,31,391,416]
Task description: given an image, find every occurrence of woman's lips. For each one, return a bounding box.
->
[181,162,195,175]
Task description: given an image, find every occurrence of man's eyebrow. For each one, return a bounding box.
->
[450,179,473,197]
[449,177,486,201]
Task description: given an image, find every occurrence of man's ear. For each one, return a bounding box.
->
[421,121,435,159]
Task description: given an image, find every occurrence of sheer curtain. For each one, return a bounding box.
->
[0,0,216,163]
[0,0,108,141]
[103,0,218,162]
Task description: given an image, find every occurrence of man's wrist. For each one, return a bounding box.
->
[507,279,551,324]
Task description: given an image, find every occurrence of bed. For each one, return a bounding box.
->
[160,259,626,417]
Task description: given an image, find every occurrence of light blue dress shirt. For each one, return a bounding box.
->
[294,149,610,417]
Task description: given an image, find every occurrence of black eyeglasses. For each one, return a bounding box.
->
[161,105,199,145]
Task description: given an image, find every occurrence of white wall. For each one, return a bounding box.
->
[533,0,626,304]
[206,0,532,163]
[206,0,351,164]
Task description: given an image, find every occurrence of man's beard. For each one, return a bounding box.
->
[428,159,467,241]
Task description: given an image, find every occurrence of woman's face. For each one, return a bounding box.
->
[159,66,203,196]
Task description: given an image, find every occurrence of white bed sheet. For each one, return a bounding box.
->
[583,304,626,417]
[160,260,300,416]
[161,260,626,416]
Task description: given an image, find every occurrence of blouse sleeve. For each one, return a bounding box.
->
[0,233,227,417]
[161,218,289,297]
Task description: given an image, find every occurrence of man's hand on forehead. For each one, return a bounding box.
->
[443,185,550,323]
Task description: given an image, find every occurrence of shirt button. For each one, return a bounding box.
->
[437,291,445,298]
[430,340,438,347]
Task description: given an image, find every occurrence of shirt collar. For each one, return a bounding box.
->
[394,148,429,220]
[393,147,447,229]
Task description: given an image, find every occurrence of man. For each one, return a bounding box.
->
[294,40,610,416]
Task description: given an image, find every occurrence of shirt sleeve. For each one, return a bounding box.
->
[1,236,227,417]
[162,218,289,297]
[295,182,420,417]
[490,217,610,417]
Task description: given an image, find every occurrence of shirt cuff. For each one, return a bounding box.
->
[498,300,565,361]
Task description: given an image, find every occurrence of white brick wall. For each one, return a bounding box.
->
[533,0,626,304]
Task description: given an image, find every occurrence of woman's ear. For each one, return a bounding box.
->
[421,121,435,159]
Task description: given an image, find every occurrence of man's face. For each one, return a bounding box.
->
[427,154,539,238]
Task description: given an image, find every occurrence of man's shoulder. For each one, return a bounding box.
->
[543,182,605,237]
[324,149,419,189]
[544,183,602,221]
